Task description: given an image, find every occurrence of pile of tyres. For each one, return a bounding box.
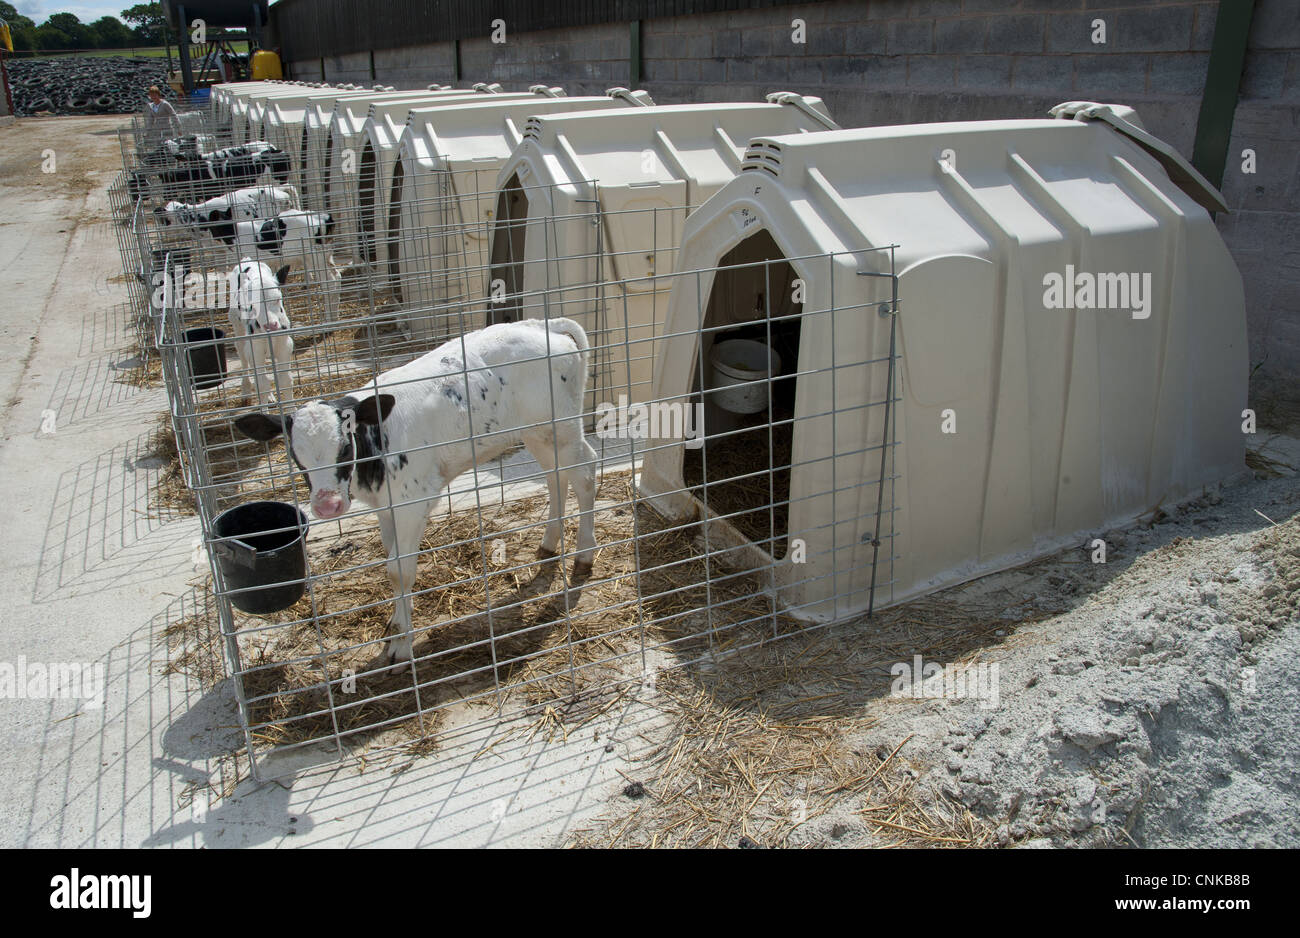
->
[7,56,175,116]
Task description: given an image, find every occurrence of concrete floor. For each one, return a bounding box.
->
[0,116,652,848]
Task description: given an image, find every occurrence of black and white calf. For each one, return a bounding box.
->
[153,185,300,231]
[235,318,599,665]
[159,133,218,161]
[145,142,293,203]
[139,134,216,169]
[205,208,340,287]
[229,260,294,404]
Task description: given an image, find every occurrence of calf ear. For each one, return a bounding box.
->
[275,264,291,285]
[352,394,396,427]
[234,412,292,442]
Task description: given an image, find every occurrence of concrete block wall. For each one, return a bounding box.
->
[286,0,1300,426]
[298,24,633,94]
[460,22,631,92]
[1216,0,1300,426]
[638,1,1219,162]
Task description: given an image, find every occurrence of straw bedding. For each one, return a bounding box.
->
[165,468,792,753]
[683,415,793,558]
[164,483,1019,848]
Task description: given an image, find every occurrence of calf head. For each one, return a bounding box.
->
[259,148,293,184]
[205,208,238,244]
[256,218,286,253]
[153,202,180,226]
[234,394,395,520]
[232,263,292,334]
[161,137,190,161]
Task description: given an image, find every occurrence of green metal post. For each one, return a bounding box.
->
[1192,0,1257,191]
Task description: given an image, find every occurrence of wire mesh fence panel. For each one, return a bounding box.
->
[113,101,899,779]
[155,245,898,777]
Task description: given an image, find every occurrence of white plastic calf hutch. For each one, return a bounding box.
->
[211,81,272,126]
[488,94,837,409]
[301,89,415,208]
[231,85,322,143]
[638,106,1247,625]
[353,89,574,276]
[320,90,517,249]
[214,81,298,131]
[244,89,326,146]
[387,90,656,334]
[262,87,357,174]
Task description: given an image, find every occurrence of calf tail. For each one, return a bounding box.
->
[546,316,590,365]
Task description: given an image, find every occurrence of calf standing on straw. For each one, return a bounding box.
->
[234,318,598,666]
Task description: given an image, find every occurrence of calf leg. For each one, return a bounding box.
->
[523,430,565,561]
[554,420,598,578]
[565,435,599,577]
[248,333,273,403]
[269,332,294,402]
[377,499,431,666]
[234,333,256,401]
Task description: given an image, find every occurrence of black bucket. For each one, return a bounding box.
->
[184,327,227,390]
[212,501,309,615]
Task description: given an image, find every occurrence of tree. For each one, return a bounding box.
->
[47,12,94,48]
[92,15,135,49]
[120,2,165,45]
[34,23,70,50]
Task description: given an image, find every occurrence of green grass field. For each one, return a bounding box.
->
[16,47,172,60]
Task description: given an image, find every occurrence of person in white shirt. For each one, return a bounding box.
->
[141,85,180,165]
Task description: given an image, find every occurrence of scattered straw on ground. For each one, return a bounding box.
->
[562,594,1041,848]
[114,350,163,389]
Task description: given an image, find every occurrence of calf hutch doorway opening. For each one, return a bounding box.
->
[684,230,802,561]
[387,158,404,298]
[358,140,378,265]
[488,173,528,324]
